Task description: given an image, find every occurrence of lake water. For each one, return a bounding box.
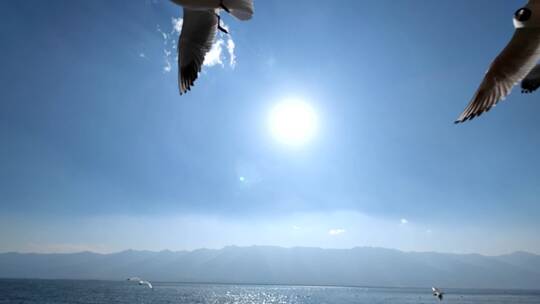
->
[1,280,539,304]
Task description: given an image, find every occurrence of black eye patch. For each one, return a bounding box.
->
[515,7,532,22]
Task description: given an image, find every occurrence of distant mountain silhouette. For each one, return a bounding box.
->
[1,246,539,289]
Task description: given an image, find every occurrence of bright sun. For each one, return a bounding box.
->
[268,98,318,147]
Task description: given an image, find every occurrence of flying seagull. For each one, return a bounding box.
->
[126,277,153,289]
[170,0,254,94]
[432,287,444,301]
[138,280,153,289]
[455,0,540,123]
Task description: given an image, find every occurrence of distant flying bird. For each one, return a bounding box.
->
[521,63,540,93]
[170,0,254,94]
[455,0,540,123]
[138,280,153,289]
[432,287,444,301]
[127,277,153,289]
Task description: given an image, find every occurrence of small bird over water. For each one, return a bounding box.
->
[432,287,444,301]
[127,277,153,289]
[170,0,254,95]
[455,0,540,123]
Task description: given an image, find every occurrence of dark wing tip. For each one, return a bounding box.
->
[454,114,471,124]
[454,116,473,124]
[454,108,490,124]
[454,112,475,124]
[178,61,202,95]
[454,85,500,124]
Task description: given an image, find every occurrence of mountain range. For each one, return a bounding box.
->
[1,246,539,289]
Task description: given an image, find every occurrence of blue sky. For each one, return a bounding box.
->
[1,0,540,255]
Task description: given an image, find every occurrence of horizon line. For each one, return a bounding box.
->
[1,245,537,257]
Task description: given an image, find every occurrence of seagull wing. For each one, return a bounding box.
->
[138,280,153,288]
[521,63,540,93]
[455,28,540,123]
[178,8,218,94]
[127,277,141,281]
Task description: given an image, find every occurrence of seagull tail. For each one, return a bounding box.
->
[223,0,254,20]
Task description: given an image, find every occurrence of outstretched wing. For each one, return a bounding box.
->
[127,277,141,281]
[178,8,218,94]
[455,28,540,123]
[139,280,153,288]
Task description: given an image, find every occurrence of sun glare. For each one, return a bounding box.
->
[268,98,318,147]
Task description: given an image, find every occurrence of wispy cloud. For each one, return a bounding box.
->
[158,17,236,73]
[172,17,183,34]
[328,228,346,236]
[203,39,225,66]
[163,60,172,73]
[400,218,409,225]
[157,22,175,73]
[227,38,236,67]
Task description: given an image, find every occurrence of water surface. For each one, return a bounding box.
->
[1,279,539,304]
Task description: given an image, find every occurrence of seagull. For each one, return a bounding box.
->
[138,280,153,289]
[170,0,254,95]
[455,0,540,123]
[126,277,153,289]
[432,287,444,301]
[521,63,540,93]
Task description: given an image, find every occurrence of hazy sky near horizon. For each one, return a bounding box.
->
[1,0,540,255]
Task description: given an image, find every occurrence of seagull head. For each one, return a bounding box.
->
[513,2,540,29]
